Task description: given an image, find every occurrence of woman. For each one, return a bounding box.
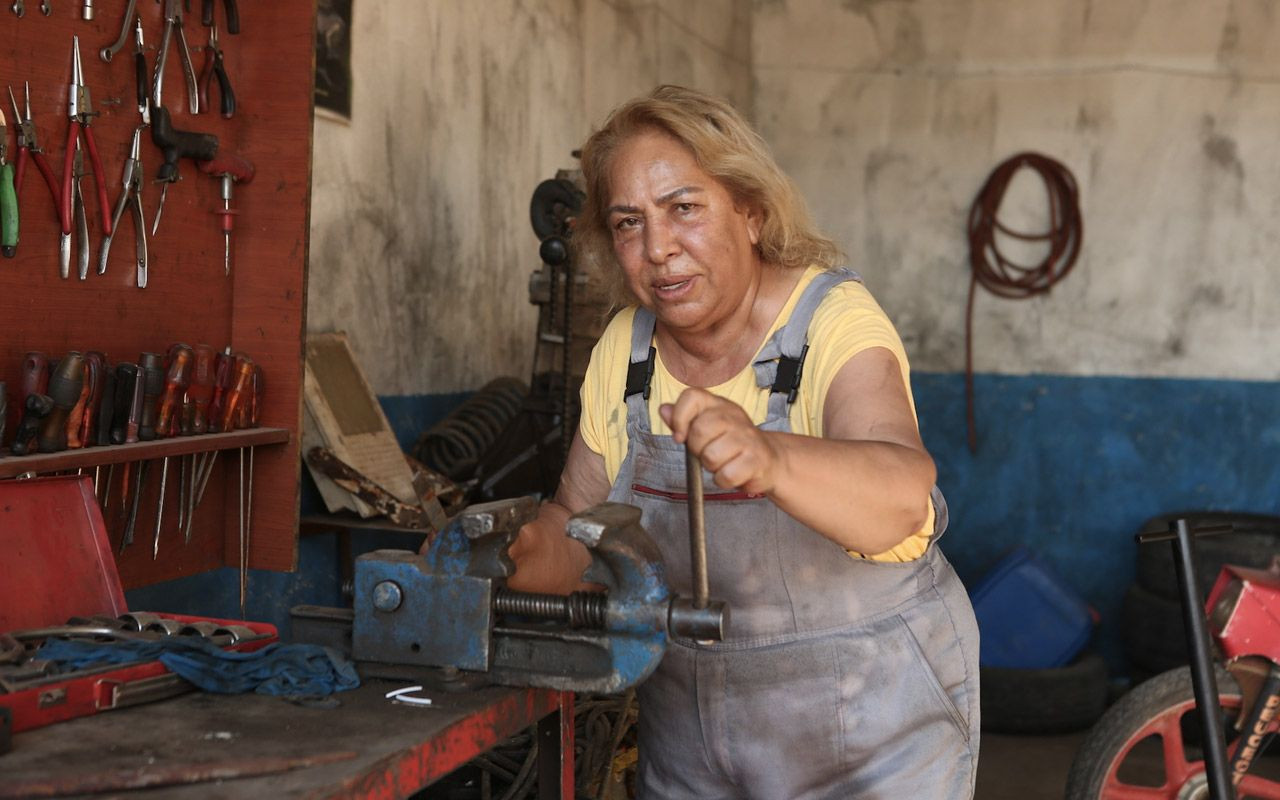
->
[509,85,980,799]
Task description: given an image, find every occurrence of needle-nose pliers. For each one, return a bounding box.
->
[61,35,112,279]
[100,126,149,288]
[7,83,61,223]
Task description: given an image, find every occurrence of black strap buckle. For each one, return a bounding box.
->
[625,346,656,400]
[771,344,809,404]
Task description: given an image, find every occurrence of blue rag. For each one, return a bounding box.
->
[37,637,360,696]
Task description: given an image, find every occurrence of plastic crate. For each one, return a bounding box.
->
[970,546,1093,669]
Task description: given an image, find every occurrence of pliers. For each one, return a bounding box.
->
[61,35,112,280]
[199,22,236,118]
[200,0,239,34]
[99,126,148,288]
[6,83,61,223]
[153,0,200,115]
[64,139,90,280]
[0,107,17,257]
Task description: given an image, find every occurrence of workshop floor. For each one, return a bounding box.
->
[976,731,1088,799]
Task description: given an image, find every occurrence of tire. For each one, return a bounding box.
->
[1122,584,1191,676]
[980,651,1108,734]
[1135,512,1280,600]
[1064,666,1280,799]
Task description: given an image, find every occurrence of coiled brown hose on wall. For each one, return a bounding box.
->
[965,152,1082,452]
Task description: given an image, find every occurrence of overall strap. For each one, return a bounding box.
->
[623,307,658,433]
[752,267,863,423]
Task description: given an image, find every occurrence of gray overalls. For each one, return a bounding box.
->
[608,269,981,799]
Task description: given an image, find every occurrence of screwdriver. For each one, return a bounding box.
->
[109,363,142,445]
[68,351,106,449]
[198,153,253,275]
[238,361,263,617]
[64,360,92,449]
[137,352,164,441]
[218,354,254,434]
[191,346,235,506]
[221,354,254,606]
[109,363,144,554]
[154,345,193,553]
[37,353,85,453]
[207,346,235,432]
[156,344,192,436]
[178,345,216,544]
[187,344,215,433]
[18,351,48,414]
[94,360,116,447]
[10,394,54,456]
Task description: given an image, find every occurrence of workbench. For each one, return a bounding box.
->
[0,682,574,799]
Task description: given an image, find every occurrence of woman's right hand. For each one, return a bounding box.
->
[506,431,611,594]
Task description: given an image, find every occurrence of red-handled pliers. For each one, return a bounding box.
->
[61,35,112,278]
[6,82,61,219]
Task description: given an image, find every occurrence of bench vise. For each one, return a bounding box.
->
[351,496,727,694]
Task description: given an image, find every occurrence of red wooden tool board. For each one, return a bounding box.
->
[0,475,276,733]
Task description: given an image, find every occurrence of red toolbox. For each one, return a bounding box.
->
[0,476,277,733]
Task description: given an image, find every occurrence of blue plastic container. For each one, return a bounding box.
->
[969,546,1094,669]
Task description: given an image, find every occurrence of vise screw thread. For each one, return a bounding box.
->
[493,589,607,629]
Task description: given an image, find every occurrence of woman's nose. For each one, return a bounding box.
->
[645,218,680,264]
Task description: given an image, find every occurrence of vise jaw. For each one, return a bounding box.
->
[352,496,727,694]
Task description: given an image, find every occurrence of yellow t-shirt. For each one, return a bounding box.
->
[579,265,933,562]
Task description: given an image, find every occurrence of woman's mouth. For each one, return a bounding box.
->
[654,278,693,298]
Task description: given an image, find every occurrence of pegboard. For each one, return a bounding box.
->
[0,1,314,585]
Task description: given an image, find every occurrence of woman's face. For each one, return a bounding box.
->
[605,128,762,333]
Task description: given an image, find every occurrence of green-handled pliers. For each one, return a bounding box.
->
[0,107,17,258]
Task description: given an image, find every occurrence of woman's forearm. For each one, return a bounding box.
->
[764,432,935,555]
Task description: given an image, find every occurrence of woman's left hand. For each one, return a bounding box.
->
[660,387,781,494]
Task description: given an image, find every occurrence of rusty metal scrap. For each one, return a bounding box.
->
[306,446,443,532]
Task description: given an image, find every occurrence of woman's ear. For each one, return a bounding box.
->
[744,204,763,246]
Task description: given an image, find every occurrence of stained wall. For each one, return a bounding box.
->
[307,0,752,398]
[294,2,1280,673]
[754,0,1280,671]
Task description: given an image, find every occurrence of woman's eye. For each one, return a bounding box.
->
[614,217,639,231]
[675,203,695,213]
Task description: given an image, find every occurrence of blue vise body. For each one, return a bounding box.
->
[352,497,700,694]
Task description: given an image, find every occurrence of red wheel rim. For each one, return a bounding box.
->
[1100,694,1280,799]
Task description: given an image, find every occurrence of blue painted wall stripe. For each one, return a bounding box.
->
[914,371,1280,672]
[128,378,1280,676]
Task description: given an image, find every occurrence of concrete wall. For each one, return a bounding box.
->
[307,0,752,398]
[753,0,1280,672]
[278,2,1280,674]
[754,0,1280,380]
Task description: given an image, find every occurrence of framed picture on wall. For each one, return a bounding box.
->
[315,0,352,120]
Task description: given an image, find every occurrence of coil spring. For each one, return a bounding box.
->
[494,588,608,630]
[412,377,527,479]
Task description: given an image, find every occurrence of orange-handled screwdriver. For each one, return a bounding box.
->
[187,344,216,434]
[218,355,253,434]
[156,344,193,437]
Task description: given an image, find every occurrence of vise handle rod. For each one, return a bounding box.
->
[686,450,709,610]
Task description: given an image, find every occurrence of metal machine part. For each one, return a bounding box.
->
[351,497,727,694]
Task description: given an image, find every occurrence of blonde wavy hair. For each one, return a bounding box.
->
[575,85,840,308]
